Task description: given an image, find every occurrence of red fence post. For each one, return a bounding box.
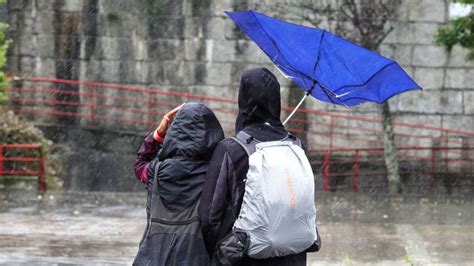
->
[329,116,334,151]
[38,147,47,193]
[444,137,449,172]
[430,147,437,188]
[353,150,359,192]
[323,150,330,191]
[0,145,3,176]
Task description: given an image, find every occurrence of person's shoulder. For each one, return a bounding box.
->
[215,136,247,155]
[218,137,240,148]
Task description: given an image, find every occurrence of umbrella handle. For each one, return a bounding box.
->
[283,93,309,125]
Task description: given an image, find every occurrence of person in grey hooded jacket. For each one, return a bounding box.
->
[133,102,224,266]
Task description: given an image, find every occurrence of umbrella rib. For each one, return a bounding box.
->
[249,12,317,86]
[332,62,396,94]
[249,11,343,108]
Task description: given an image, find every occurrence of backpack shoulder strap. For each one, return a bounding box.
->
[230,131,259,156]
[287,133,303,148]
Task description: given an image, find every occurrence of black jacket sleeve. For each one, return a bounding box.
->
[199,141,233,256]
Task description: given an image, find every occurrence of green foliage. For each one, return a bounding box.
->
[0,20,12,104]
[107,10,120,21]
[452,0,474,4]
[436,1,474,60]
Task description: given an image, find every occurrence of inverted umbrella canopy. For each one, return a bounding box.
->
[225,10,421,108]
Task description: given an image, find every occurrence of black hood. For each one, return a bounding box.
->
[159,102,224,161]
[156,102,224,210]
[235,67,283,133]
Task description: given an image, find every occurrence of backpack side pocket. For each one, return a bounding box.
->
[214,231,248,265]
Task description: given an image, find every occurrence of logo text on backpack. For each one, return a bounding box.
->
[284,168,297,208]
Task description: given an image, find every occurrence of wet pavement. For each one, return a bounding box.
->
[0,190,472,265]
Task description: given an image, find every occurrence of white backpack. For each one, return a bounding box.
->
[231,131,318,259]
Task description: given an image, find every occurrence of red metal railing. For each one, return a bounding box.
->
[8,76,474,192]
[10,77,474,148]
[0,144,46,193]
[318,146,473,192]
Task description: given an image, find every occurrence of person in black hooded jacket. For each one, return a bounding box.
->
[199,67,318,265]
[133,102,224,266]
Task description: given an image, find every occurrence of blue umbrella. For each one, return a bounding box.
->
[225,10,421,124]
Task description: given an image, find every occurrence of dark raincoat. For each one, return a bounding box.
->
[200,68,316,265]
[133,102,224,266]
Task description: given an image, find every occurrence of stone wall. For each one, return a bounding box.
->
[5,0,474,190]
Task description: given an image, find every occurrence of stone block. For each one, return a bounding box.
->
[79,60,89,81]
[100,0,138,15]
[206,16,243,41]
[396,0,411,21]
[412,45,447,67]
[115,60,139,84]
[37,35,55,58]
[211,40,235,62]
[210,0,234,16]
[6,12,20,31]
[59,0,82,12]
[147,39,184,61]
[150,17,185,39]
[205,62,232,86]
[464,91,474,115]
[413,67,445,90]
[447,46,474,68]
[131,20,149,40]
[132,61,151,84]
[393,114,443,138]
[131,38,147,61]
[184,17,205,39]
[379,44,395,58]
[441,115,474,132]
[96,14,133,38]
[18,33,37,56]
[445,68,474,89]
[97,60,121,82]
[180,62,198,85]
[388,44,413,65]
[395,90,463,114]
[349,103,383,113]
[36,1,53,10]
[413,22,440,45]
[150,61,193,85]
[408,0,446,23]
[98,37,121,60]
[35,12,55,34]
[384,22,415,44]
[80,37,105,60]
[184,38,206,61]
[19,57,36,75]
[35,58,56,77]
[6,55,20,73]
[9,0,32,11]
[230,62,274,85]
[385,22,440,45]
[234,40,269,63]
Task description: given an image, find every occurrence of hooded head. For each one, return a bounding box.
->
[235,67,282,133]
[159,102,224,161]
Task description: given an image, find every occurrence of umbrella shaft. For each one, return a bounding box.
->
[283,93,309,125]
